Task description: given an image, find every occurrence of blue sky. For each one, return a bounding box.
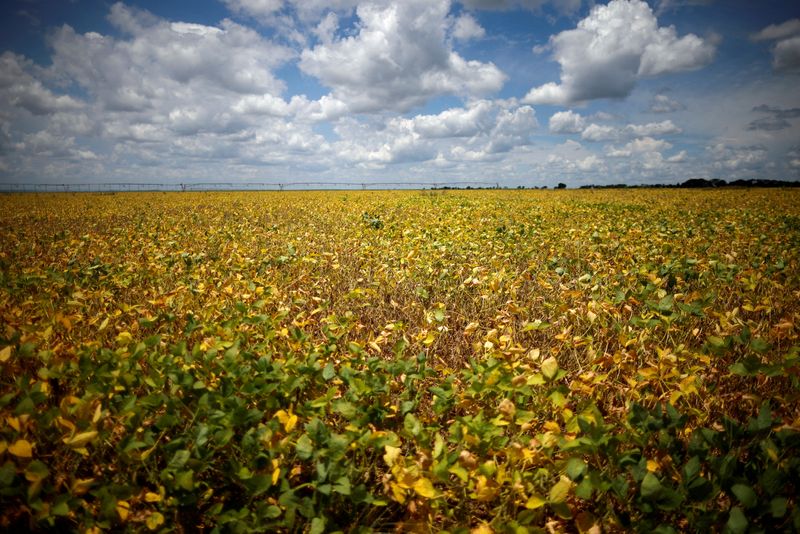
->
[0,0,798,187]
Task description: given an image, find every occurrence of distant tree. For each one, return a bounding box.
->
[557,183,567,189]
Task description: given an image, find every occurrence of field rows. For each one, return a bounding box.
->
[0,189,798,532]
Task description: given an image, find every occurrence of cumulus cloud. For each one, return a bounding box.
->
[404,100,497,138]
[459,0,581,14]
[747,104,800,131]
[452,13,486,41]
[607,136,672,157]
[0,52,84,116]
[666,150,687,162]
[523,0,716,105]
[751,19,800,73]
[773,36,800,73]
[221,0,284,20]
[299,0,506,113]
[751,18,800,42]
[708,143,767,170]
[625,119,682,136]
[789,148,800,169]
[347,101,537,166]
[549,110,585,133]
[649,93,685,113]
[572,119,681,142]
[581,123,618,141]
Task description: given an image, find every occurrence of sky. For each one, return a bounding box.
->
[0,0,799,188]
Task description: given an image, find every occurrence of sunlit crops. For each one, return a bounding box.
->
[1,189,799,532]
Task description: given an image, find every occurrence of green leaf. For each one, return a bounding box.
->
[756,403,772,431]
[525,493,546,509]
[310,517,326,534]
[725,506,747,534]
[168,450,190,470]
[51,497,70,516]
[333,476,351,496]
[566,458,587,481]
[770,497,787,518]
[641,472,663,499]
[749,337,771,353]
[682,456,700,481]
[175,470,194,491]
[322,362,335,381]
[404,413,422,436]
[731,484,757,509]
[296,434,314,460]
[24,460,50,482]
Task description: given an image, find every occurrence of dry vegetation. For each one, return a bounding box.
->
[0,189,799,532]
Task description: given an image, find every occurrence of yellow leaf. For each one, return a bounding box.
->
[0,441,6,455]
[548,475,572,503]
[71,478,94,495]
[525,493,547,509]
[98,317,109,331]
[0,346,11,362]
[9,439,33,458]
[144,492,161,503]
[115,331,133,345]
[275,410,298,433]
[389,481,406,503]
[7,416,21,432]
[471,524,494,534]
[146,512,165,530]
[472,475,498,501]
[541,357,559,381]
[272,467,280,485]
[413,477,437,499]
[116,500,130,521]
[63,431,98,448]
[383,445,401,467]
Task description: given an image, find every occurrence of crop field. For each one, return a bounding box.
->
[0,188,799,533]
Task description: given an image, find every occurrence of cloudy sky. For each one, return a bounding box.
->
[1,0,798,187]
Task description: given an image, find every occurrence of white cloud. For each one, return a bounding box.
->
[649,93,685,113]
[576,154,603,171]
[625,119,681,136]
[0,52,84,116]
[708,143,768,170]
[773,36,800,73]
[523,0,715,105]
[52,4,293,104]
[405,100,496,138]
[299,0,506,113]
[313,12,339,44]
[549,110,585,133]
[574,119,681,141]
[459,0,581,15]
[606,136,671,157]
[666,150,687,162]
[581,123,617,141]
[329,100,537,167]
[750,19,800,74]
[628,136,672,152]
[452,13,486,41]
[751,19,800,42]
[221,0,284,20]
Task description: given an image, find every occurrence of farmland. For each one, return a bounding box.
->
[1,189,799,532]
